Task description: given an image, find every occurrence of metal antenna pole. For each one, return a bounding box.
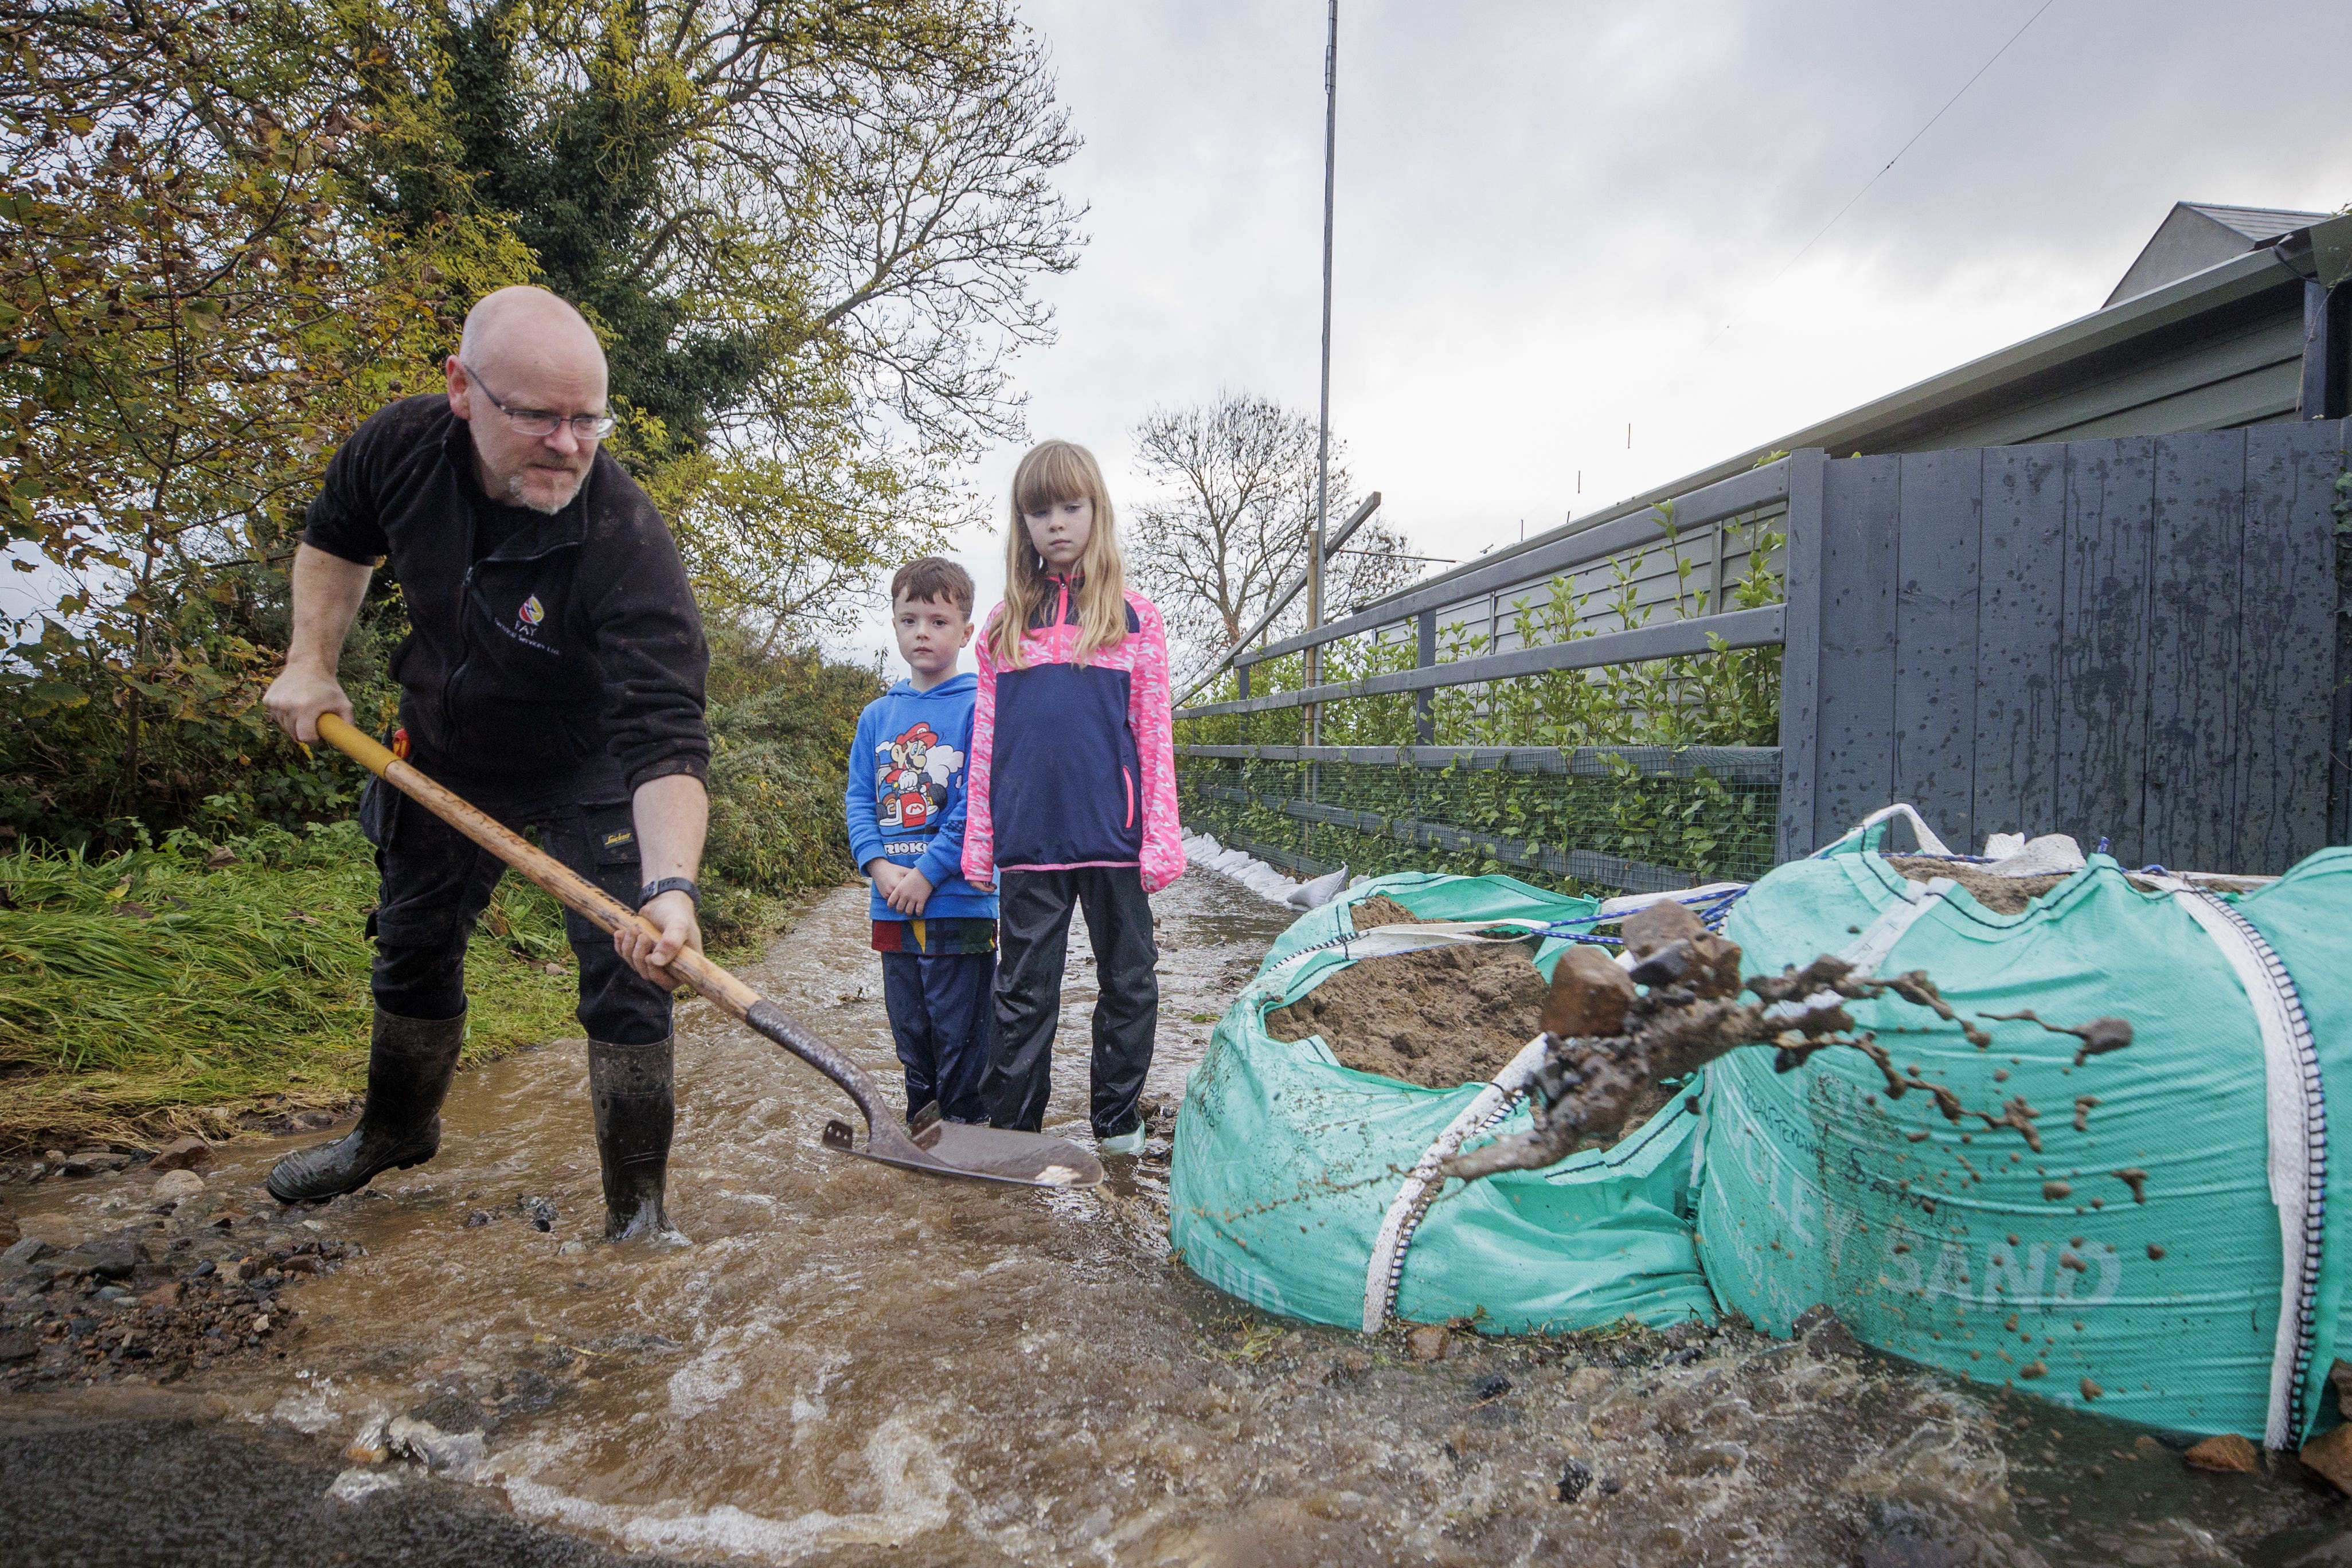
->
[1307,0,1337,747]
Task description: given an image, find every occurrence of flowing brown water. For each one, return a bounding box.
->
[11,872,2346,1565]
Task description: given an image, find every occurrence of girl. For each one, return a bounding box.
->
[962,439,1184,1153]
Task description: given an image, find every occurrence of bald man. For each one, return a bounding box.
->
[260,286,709,1244]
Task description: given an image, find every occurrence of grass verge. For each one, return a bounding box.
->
[0,819,800,1155]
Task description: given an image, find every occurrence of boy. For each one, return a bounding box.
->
[845,558,998,1124]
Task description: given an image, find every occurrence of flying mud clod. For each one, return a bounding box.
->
[1440,899,2132,1183]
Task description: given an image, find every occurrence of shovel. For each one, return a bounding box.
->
[315,714,1101,1190]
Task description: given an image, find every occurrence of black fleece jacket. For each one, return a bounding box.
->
[302,396,709,792]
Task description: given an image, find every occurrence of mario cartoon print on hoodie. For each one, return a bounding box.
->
[876,721,966,833]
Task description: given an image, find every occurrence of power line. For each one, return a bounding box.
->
[1706,0,2059,349]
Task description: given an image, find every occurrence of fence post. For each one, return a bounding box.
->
[1415,609,1436,745]
[1776,450,1827,863]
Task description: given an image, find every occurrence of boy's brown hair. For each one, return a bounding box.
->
[890,556,975,616]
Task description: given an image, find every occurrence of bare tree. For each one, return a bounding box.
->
[1128,392,1419,683]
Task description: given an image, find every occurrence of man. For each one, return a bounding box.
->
[261,285,709,1244]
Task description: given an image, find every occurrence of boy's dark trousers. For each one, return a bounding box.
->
[982,866,1157,1138]
[881,949,994,1124]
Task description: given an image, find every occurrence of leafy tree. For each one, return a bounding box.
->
[0,0,1085,847]
[1128,391,1419,685]
[0,1,529,847]
[349,0,1085,638]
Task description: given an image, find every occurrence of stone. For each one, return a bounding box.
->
[1794,1304,1862,1359]
[1564,1366,1612,1399]
[345,1417,391,1465]
[325,1468,406,1504]
[2,1236,51,1266]
[139,1281,182,1310]
[147,1136,214,1174]
[291,1110,336,1132]
[61,1150,130,1177]
[1405,1324,1449,1362]
[1667,1441,1746,1476]
[1541,945,1637,1039]
[386,1414,487,1480]
[1556,1456,1593,1503]
[85,1238,136,1279]
[557,1241,587,1257]
[2301,1422,2352,1495]
[151,1170,205,1202]
[2182,1433,2259,1473]
[1620,898,1703,956]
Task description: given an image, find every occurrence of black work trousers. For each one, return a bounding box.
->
[359,763,672,1046]
[982,866,1158,1138]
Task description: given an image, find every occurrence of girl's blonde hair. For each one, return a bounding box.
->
[991,439,1129,668]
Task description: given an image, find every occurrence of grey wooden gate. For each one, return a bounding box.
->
[1776,420,2350,871]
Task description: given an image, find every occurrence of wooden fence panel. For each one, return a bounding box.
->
[2233,420,2344,870]
[1814,455,1902,846]
[1972,443,2067,842]
[1893,448,1984,846]
[2140,431,2248,869]
[2057,438,2158,861]
[1775,452,1826,862]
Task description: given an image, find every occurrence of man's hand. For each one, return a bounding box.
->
[264,662,355,744]
[615,889,703,990]
[884,867,934,916]
[269,545,373,743]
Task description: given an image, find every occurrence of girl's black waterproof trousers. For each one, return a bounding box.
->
[982,866,1158,1138]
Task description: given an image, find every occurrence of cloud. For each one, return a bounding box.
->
[832,0,2352,666]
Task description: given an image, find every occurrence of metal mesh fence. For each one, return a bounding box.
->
[1176,745,1780,896]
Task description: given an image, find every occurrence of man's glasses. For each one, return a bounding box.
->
[460,361,617,441]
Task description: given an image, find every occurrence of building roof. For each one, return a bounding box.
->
[2104,201,2328,307]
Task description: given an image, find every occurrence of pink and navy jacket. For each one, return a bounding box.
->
[962,578,1185,894]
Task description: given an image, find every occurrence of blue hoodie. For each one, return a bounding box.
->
[844,673,997,922]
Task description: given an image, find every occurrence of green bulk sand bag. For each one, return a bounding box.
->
[1170,872,1717,1336]
[1698,819,2352,1444]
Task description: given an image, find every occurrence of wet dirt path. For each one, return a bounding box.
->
[9,871,2347,1565]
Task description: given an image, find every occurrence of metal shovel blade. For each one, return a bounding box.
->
[821,1116,1104,1188]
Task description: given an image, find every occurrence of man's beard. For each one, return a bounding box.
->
[507,465,586,515]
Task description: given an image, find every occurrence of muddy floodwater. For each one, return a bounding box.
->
[10,870,2350,1565]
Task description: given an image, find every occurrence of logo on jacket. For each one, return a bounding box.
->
[515,594,545,634]
[876,721,963,831]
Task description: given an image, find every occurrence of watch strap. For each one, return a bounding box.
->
[638,877,702,910]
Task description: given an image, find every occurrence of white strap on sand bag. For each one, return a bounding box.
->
[1816,803,1956,859]
[1761,875,1955,1026]
[2147,877,2326,1448]
[1362,1033,1553,1335]
[1595,883,1751,919]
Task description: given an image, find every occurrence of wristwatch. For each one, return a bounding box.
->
[638,877,702,910]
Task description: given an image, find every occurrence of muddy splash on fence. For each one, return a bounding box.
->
[6,872,2346,1565]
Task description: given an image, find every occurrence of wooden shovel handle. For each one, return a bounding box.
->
[314,714,764,1021]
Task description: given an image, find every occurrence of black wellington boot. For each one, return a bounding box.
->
[267,1007,464,1203]
[590,1035,688,1245]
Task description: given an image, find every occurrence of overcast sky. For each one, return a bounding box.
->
[841,0,2351,666]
